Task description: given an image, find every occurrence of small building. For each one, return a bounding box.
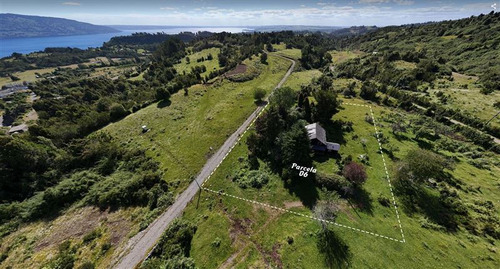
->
[305,123,340,152]
[8,124,28,135]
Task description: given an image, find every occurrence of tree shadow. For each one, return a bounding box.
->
[323,120,347,145]
[395,182,459,232]
[348,185,374,216]
[415,139,433,150]
[283,175,319,209]
[312,151,341,164]
[381,148,399,161]
[157,99,172,108]
[255,100,268,106]
[317,227,352,269]
[416,188,459,232]
[393,133,411,142]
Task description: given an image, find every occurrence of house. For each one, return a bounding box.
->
[8,124,28,135]
[305,123,340,152]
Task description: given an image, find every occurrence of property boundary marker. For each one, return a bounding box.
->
[201,101,406,243]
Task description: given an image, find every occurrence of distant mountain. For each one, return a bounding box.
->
[250,25,344,33]
[330,26,378,36]
[0,13,119,38]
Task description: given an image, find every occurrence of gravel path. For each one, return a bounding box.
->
[112,54,295,269]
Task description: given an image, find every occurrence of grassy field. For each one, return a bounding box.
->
[0,68,56,87]
[103,53,291,195]
[0,53,291,269]
[182,97,499,268]
[282,69,322,92]
[174,47,221,77]
[275,49,302,60]
[428,72,500,128]
[329,50,364,65]
[0,52,292,269]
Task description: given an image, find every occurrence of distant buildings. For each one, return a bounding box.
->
[305,123,340,152]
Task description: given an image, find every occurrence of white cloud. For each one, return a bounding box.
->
[160,7,176,10]
[393,0,415,5]
[62,1,81,6]
[358,0,390,3]
[359,0,414,5]
[64,2,492,27]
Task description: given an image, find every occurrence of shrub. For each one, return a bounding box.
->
[342,162,367,185]
[377,195,391,207]
[237,170,270,189]
[315,173,352,196]
[109,104,128,121]
[155,87,171,101]
[253,88,266,102]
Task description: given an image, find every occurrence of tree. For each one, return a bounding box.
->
[185,56,190,64]
[270,86,295,111]
[260,53,268,64]
[253,88,266,103]
[109,104,128,121]
[342,162,367,185]
[312,87,338,124]
[278,121,311,167]
[313,192,351,268]
[360,81,378,101]
[395,149,448,184]
[155,87,171,101]
[266,43,274,52]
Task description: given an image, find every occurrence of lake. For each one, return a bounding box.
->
[0,27,250,58]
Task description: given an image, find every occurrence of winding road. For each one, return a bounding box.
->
[112,54,296,269]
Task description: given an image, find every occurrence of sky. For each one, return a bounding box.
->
[0,0,497,26]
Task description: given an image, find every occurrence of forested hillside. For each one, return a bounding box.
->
[0,13,119,38]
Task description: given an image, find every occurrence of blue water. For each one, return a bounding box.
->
[0,27,249,58]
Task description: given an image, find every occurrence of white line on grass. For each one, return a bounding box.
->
[369,105,406,243]
[200,99,406,243]
[202,187,404,243]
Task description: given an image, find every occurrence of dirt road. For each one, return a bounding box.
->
[112,54,295,269]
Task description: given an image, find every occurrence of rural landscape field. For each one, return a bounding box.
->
[0,1,499,268]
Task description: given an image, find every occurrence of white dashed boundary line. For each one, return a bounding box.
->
[200,101,406,243]
[367,104,406,243]
[202,187,403,243]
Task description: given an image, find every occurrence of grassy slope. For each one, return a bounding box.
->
[329,50,365,64]
[0,53,290,269]
[183,96,499,268]
[174,47,220,77]
[103,54,290,195]
[0,67,56,87]
[282,69,322,92]
[428,72,500,127]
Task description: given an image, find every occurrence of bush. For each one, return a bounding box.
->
[155,87,171,101]
[315,173,352,195]
[236,170,270,189]
[395,149,448,183]
[343,162,367,185]
[109,104,128,121]
[253,88,266,102]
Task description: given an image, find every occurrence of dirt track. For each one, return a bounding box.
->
[111,54,296,269]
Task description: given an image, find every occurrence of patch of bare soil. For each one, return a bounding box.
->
[106,212,133,246]
[283,201,304,209]
[35,207,108,251]
[338,201,359,223]
[225,64,247,77]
